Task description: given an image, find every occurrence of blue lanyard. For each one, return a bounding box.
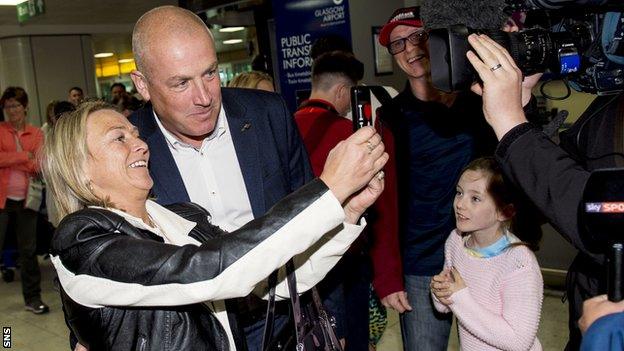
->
[465,234,511,258]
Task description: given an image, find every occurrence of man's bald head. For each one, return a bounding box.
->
[132,6,213,77]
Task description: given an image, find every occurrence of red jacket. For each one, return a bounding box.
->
[295,99,403,299]
[0,122,44,209]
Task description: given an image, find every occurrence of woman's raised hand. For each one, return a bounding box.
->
[320,126,389,204]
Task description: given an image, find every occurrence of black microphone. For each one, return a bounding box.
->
[421,0,509,30]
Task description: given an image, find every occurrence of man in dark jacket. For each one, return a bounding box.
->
[126,5,319,351]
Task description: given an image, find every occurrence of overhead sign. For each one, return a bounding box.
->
[272,0,352,113]
[17,0,45,24]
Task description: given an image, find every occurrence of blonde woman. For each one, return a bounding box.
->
[45,101,388,350]
[228,70,275,92]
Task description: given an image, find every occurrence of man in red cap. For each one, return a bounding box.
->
[379,6,545,351]
[378,6,490,351]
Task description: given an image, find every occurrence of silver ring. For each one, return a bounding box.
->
[376,170,385,181]
[366,140,374,154]
[490,63,503,72]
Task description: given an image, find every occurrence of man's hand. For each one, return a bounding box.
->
[381,291,412,313]
[320,126,389,203]
[466,34,529,140]
[579,294,624,334]
[521,73,542,106]
[502,18,542,107]
[74,343,88,351]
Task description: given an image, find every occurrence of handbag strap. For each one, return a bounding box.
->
[261,259,304,351]
[311,288,342,349]
[262,261,342,351]
[261,270,278,351]
[285,260,304,346]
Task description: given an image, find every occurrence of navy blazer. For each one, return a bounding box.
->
[128,87,314,217]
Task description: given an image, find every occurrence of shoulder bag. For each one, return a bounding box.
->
[262,261,343,351]
[13,133,43,212]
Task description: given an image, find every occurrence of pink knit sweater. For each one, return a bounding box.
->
[432,230,543,351]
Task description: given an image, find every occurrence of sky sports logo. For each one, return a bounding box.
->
[2,327,9,348]
[586,202,624,213]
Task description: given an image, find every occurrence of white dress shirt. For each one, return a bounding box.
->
[154,107,254,232]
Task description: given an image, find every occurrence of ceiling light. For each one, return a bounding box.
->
[118,58,134,63]
[223,39,243,45]
[94,52,114,58]
[219,27,245,33]
[0,0,27,5]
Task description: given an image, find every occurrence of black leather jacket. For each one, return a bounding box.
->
[51,179,350,351]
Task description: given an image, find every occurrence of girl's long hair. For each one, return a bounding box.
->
[462,157,542,251]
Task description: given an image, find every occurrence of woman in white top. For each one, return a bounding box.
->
[44,101,388,350]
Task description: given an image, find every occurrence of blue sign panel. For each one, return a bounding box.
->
[272,0,352,112]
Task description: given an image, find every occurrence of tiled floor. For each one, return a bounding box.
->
[1,258,569,350]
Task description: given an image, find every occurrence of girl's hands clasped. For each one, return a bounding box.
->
[431,267,467,306]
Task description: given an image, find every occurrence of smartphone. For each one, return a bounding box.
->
[351,86,373,132]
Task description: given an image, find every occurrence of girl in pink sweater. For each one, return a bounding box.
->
[430,157,543,351]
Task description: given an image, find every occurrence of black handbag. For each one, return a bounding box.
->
[261,261,343,351]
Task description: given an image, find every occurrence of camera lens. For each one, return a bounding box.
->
[485,28,585,76]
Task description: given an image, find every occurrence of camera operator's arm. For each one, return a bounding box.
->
[465,34,601,260]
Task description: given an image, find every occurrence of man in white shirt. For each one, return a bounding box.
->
[127,5,317,350]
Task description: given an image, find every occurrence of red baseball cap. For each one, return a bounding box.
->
[378,7,423,47]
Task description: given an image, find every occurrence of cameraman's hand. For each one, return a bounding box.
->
[466,34,528,140]
[320,126,389,204]
[579,294,624,334]
[522,73,542,106]
[502,20,542,107]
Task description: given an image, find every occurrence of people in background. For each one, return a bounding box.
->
[53,101,76,121]
[116,93,143,117]
[0,87,47,314]
[42,100,59,136]
[110,83,127,103]
[67,87,84,106]
[228,71,275,92]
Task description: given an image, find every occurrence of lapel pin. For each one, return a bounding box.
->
[241,122,252,132]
